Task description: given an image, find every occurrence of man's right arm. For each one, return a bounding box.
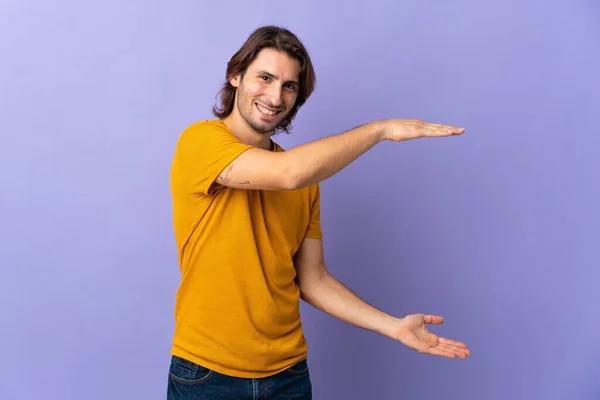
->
[216,119,465,191]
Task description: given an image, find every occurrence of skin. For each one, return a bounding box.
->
[220,48,471,360]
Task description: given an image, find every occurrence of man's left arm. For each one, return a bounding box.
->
[293,237,471,360]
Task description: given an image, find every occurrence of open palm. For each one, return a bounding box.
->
[393,314,471,359]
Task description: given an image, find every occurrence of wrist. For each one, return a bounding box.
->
[380,315,404,339]
[368,120,389,142]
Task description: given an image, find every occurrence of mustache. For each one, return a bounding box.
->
[256,101,284,111]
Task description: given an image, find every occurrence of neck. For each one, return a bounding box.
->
[222,111,273,151]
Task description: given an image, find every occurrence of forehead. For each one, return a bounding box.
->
[247,48,301,80]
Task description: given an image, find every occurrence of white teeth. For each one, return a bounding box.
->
[257,104,277,116]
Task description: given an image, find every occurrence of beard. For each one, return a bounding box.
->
[236,87,287,134]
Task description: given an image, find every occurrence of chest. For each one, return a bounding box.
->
[247,189,311,250]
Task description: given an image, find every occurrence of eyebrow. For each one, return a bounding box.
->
[257,70,299,86]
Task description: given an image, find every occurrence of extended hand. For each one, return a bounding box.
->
[392,314,471,359]
[382,119,466,142]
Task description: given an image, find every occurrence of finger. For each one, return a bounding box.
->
[430,125,465,136]
[438,343,471,358]
[438,342,471,354]
[427,347,457,359]
[444,124,465,132]
[440,126,465,136]
[423,315,444,325]
[421,122,443,133]
[438,337,468,348]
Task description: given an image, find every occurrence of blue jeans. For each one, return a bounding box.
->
[167,355,312,399]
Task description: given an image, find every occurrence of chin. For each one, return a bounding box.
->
[246,118,276,134]
[256,123,278,134]
[252,116,284,134]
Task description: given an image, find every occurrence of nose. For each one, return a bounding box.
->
[265,84,283,108]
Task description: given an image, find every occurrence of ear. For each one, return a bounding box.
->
[229,73,241,88]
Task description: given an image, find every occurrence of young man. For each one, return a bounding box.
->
[167,25,470,399]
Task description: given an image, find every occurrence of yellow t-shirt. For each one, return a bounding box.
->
[169,119,323,378]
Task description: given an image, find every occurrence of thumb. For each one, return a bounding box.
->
[423,315,445,325]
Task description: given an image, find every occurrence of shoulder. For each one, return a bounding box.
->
[180,119,232,138]
[175,119,244,151]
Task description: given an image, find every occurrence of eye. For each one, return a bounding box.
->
[284,83,296,91]
[261,75,270,81]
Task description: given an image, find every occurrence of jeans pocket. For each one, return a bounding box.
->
[285,359,309,376]
[168,356,214,385]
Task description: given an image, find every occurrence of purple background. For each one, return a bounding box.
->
[1,1,599,399]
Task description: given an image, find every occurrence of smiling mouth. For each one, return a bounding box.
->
[256,103,282,117]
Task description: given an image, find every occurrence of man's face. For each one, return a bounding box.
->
[230,48,300,134]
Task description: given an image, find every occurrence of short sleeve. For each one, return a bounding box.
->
[171,120,254,196]
[305,184,323,239]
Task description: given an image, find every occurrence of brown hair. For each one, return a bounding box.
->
[212,25,316,134]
